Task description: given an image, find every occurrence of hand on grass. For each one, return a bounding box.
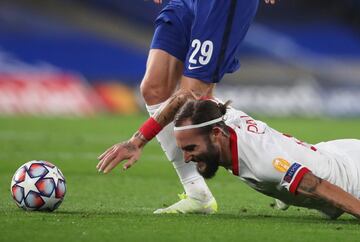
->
[97,137,144,173]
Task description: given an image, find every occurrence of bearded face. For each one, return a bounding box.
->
[175,127,222,179]
[192,136,220,179]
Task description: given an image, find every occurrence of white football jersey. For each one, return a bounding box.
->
[224,109,360,216]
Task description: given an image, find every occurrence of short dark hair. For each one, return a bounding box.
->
[174,99,231,135]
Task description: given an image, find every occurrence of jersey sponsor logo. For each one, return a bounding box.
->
[272,158,290,173]
[283,163,302,183]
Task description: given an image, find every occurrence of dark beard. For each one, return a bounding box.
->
[195,137,220,179]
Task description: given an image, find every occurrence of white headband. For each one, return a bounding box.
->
[174,117,224,131]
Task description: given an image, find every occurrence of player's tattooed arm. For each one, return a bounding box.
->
[153,89,199,127]
[123,89,197,149]
[96,85,210,173]
[97,138,143,173]
[297,172,360,219]
[132,131,149,147]
[97,89,200,173]
[297,172,323,196]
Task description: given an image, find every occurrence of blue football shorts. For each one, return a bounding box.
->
[150,0,259,83]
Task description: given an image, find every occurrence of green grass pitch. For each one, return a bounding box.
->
[1,115,360,242]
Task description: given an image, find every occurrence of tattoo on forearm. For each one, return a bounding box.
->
[123,141,137,152]
[154,90,194,126]
[298,173,322,194]
[298,172,360,219]
[133,131,148,143]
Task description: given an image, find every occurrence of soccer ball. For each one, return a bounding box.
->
[10,160,66,211]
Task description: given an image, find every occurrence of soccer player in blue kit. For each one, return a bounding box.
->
[97,0,277,214]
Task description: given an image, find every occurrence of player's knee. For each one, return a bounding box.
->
[140,77,173,104]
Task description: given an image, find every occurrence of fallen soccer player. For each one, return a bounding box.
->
[172,99,360,219]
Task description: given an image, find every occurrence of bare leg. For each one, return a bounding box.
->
[140,49,216,213]
[140,49,181,105]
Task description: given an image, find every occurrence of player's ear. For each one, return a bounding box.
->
[212,126,228,138]
[212,127,222,137]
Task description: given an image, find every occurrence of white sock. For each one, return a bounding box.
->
[146,102,213,202]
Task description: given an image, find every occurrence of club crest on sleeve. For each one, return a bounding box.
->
[283,163,302,183]
[272,158,290,173]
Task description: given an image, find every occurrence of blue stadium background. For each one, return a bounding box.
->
[1,0,360,116]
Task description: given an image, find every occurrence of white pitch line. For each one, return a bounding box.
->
[0,130,160,147]
[0,151,166,162]
[0,130,126,142]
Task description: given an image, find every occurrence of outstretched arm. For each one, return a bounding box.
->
[97,77,214,173]
[297,172,360,219]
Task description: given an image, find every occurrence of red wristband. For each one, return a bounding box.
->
[139,117,163,141]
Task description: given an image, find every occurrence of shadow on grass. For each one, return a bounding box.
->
[214,212,359,225]
[53,209,359,225]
